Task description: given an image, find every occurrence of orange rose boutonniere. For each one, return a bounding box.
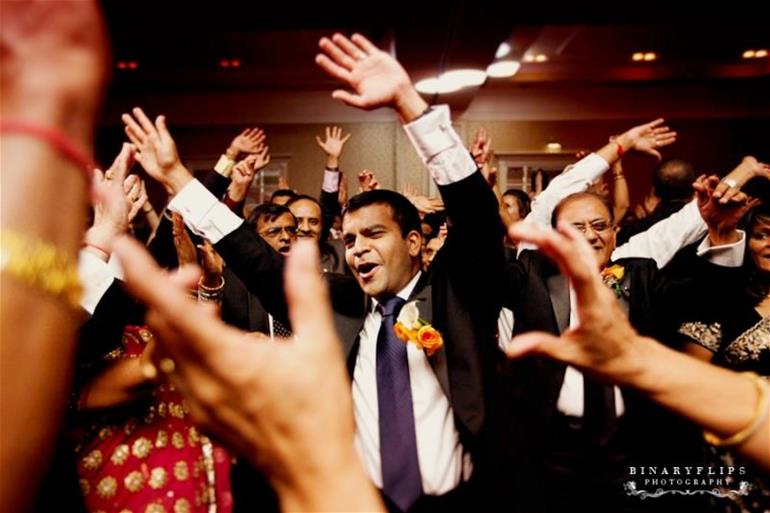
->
[393,301,444,356]
[601,263,627,298]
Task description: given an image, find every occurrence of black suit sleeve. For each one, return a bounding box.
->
[200,169,231,200]
[436,170,506,312]
[214,223,291,325]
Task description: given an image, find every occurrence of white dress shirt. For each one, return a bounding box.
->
[353,271,471,495]
[78,250,120,315]
[517,153,708,268]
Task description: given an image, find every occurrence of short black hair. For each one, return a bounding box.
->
[247,203,295,228]
[286,194,321,210]
[270,189,298,202]
[551,191,614,228]
[653,158,696,202]
[343,190,421,238]
[502,188,532,218]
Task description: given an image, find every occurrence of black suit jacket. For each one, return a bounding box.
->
[501,249,738,510]
[214,170,506,475]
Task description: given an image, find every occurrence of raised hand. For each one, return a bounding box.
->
[227,154,258,203]
[315,33,427,122]
[253,144,271,171]
[694,174,760,244]
[122,107,192,194]
[227,127,266,159]
[123,175,149,222]
[357,169,380,193]
[316,126,351,159]
[316,126,351,169]
[470,127,493,166]
[197,240,224,287]
[85,143,136,255]
[623,118,677,160]
[713,156,770,203]
[402,182,445,214]
[437,222,448,243]
[171,213,197,267]
[1,0,108,146]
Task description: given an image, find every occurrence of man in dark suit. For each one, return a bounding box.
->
[127,33,506,513]
[503,187,748,513]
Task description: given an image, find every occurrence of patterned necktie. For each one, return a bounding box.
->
[376,296,422,512]
[583,376,617,446]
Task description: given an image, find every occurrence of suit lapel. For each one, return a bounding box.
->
[546,273,570,334]
[409,279,452,401]
[543,273,570,402]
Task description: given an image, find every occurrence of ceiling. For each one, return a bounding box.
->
[100,2,770,116]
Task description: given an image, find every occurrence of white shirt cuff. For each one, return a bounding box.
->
[213,155,235,177]
[403,105,476,185]
[322,169,341,193]
[168,179,243,244]
[696,230,746,267]
[78,250,116,315]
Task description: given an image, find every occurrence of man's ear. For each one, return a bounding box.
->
[406,230,423,258]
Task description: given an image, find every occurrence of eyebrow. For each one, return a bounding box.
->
[342,224,389,239]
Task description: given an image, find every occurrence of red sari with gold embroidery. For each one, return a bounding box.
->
[74,326,233,513]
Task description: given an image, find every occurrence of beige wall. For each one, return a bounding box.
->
[98,84,770,207]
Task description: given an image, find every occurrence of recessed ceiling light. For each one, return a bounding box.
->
[441,69,487,88]
[632,52,644,61]
[495,42,511,59]
[546,142,562,152]
[415,69,487,95]
[486,60,521,78]
[523,54,535,63]
[534,54,548,63]
[755,49,768,58]
[643,52,657,61]
[742,49,756,59]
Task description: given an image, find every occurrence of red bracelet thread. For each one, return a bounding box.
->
[615,142,625,158]
[0,121,95,180]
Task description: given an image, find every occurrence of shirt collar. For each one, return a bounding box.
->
[370,270,422,313]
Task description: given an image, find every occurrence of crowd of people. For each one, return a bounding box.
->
[1,3,768,513]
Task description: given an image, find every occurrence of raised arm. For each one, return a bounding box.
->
[122,108,290,320]
[0,1,107,509]
[613,158,767,267]
[316,33,503,306]
[520,119,677,243]
[506,222,769,472]
[317,126,351,221]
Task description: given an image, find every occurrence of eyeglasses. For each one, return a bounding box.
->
[261,226,297,238]
[570,220,612,234]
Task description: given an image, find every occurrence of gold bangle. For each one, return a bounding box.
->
[0,230,82,309]
[703,372,769,447]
